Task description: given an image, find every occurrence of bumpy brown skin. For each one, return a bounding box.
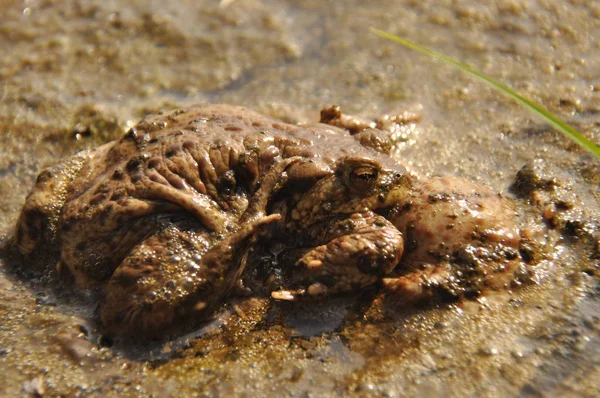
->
[15,104,527,337]
[382,177,526,302]
[15,104,411,337]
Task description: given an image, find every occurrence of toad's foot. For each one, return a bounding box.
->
[101,214,279,338]
[272,212,403,301]
[319,105,421,154]
[382,251,526,306]
[382,263,454,303]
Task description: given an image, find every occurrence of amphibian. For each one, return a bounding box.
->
[14,104,527,337]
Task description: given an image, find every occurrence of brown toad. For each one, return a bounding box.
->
[14,104,526,337]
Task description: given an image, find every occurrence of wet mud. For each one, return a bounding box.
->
[0,0,599,396]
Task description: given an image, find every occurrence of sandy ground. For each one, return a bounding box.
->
[0,0,599,396]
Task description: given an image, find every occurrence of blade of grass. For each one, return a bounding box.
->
[370,28,600,160]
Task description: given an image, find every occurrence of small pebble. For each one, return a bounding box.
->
[35,292,52,305]
[23,376,45,396]
[535,347,547,356]
[382,390,398,398]
[511,350,524,359]
[479,345,499,356]
[355,383,376,392]
[433,321,448,329]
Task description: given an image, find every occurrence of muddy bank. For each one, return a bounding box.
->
[1,0,599,396]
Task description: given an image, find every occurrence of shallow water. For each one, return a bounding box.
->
[1,0,599,396]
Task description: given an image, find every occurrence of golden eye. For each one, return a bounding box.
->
[348,166,378,192]
[336,156,382,194]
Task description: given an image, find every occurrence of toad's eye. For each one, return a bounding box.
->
[347,166,378,192]
[336,156,382,194]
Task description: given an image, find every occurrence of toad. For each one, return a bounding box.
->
[14,104,527,337]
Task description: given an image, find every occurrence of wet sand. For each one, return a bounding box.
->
[0,0,599,396]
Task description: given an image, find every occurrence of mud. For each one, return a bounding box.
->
[0,0,599,396]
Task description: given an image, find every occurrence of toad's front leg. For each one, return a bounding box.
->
[272,212,403,300]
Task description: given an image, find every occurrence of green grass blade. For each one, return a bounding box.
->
[370,28,600,160]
